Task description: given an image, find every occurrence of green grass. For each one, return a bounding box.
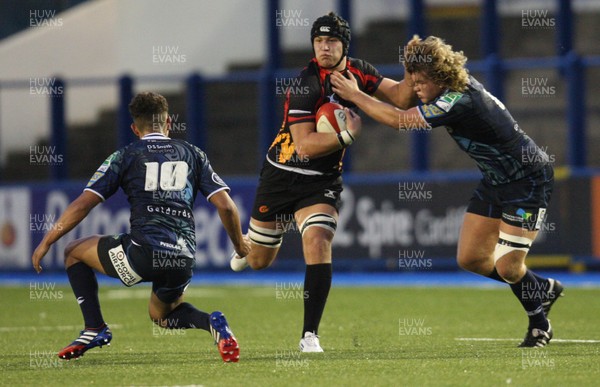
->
[1,284,599,386]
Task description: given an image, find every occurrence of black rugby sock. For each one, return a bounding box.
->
[161,302,210,331]
[302,263,332,337]
[509,270,549,331]
[67,262,105,329]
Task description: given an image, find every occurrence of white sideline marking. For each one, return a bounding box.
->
[456,337,600,343]
[0,324,123,333]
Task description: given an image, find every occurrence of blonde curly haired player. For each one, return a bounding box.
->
[331,35,563,348]
[403,35,469,93]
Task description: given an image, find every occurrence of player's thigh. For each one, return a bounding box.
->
[246,218,282,266]
[295,203,337,264]
[457,212,500,271]
[64,235,107,274]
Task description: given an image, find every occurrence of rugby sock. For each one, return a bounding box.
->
[162,302,210,331]
[302,263,332,337]
[487,267,507,283]
[487,268,550,290]
[66,262,105,329]
[509,271,549,331]
[528,269,550,290]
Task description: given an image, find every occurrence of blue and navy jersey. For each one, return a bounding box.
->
[85,133,229,258]
[417,75,550,185]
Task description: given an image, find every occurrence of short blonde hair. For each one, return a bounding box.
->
[403,35,469,92]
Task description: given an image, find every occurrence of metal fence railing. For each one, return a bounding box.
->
[0,0,597,181]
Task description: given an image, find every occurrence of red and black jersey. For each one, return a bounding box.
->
[266,57,383,175]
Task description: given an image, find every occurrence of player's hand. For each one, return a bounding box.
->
[331,71,360,100]
[344,108,362,140]
[403,68,415,89]
[235,234,252,258]
[32,242,50,273]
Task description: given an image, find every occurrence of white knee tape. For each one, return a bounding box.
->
[299,213,337,236]
[493,231,532,263]
[248,222,283,248]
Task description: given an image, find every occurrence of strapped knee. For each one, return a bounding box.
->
[299,213,337,236]
[493,231,532,263]
[248,221,283,248]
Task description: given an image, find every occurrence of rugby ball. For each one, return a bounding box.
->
[316,102,347,133]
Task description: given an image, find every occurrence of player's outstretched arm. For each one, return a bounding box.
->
[331,72,429,131]
[210,191,251,258]
[32,190,102,273]
[373,77,419,110]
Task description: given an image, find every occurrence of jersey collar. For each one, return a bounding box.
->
[141,133,170,140]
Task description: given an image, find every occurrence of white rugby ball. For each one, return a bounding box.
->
[316,102,347,133]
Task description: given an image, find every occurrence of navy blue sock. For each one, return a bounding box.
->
[509,271,549,330]
[66,262,105,329]
[489,267,550,290]
[302,263,332,337]
[487,267,507,283]
[528,269,550,290]
[160,302,210,331]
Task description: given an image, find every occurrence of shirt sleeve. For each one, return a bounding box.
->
[418,91,470,128]
[194,147,230,200]
[345,59,384,96]
[84,150,124,201]
[358,60,384,95]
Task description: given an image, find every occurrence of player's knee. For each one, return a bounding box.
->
[493,231,532,282]
[456,253,491,275]
[456,255,475,271]
[149,310,168,326]
[300,214,335,252]
[495,260,524,283]
[246,249,276,270]
[63,240,82,266]
[247,257,271,270]
[299,213,337,239]
[303,233,332,256]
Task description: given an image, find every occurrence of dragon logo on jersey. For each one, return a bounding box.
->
[435,92,463,112]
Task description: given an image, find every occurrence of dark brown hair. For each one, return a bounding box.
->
[128,92,169,132]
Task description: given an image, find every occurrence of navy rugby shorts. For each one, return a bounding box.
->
[467,165,554,231]
[98,233,194,303]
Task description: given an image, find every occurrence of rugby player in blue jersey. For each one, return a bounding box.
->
[331,35,563,347]
[32,92,250,362]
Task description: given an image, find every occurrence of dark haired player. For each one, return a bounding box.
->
[230,12,415,352]
[331,35,563,347]
[32,92,250,362]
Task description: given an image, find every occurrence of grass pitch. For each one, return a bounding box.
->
[1,283,599,386]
